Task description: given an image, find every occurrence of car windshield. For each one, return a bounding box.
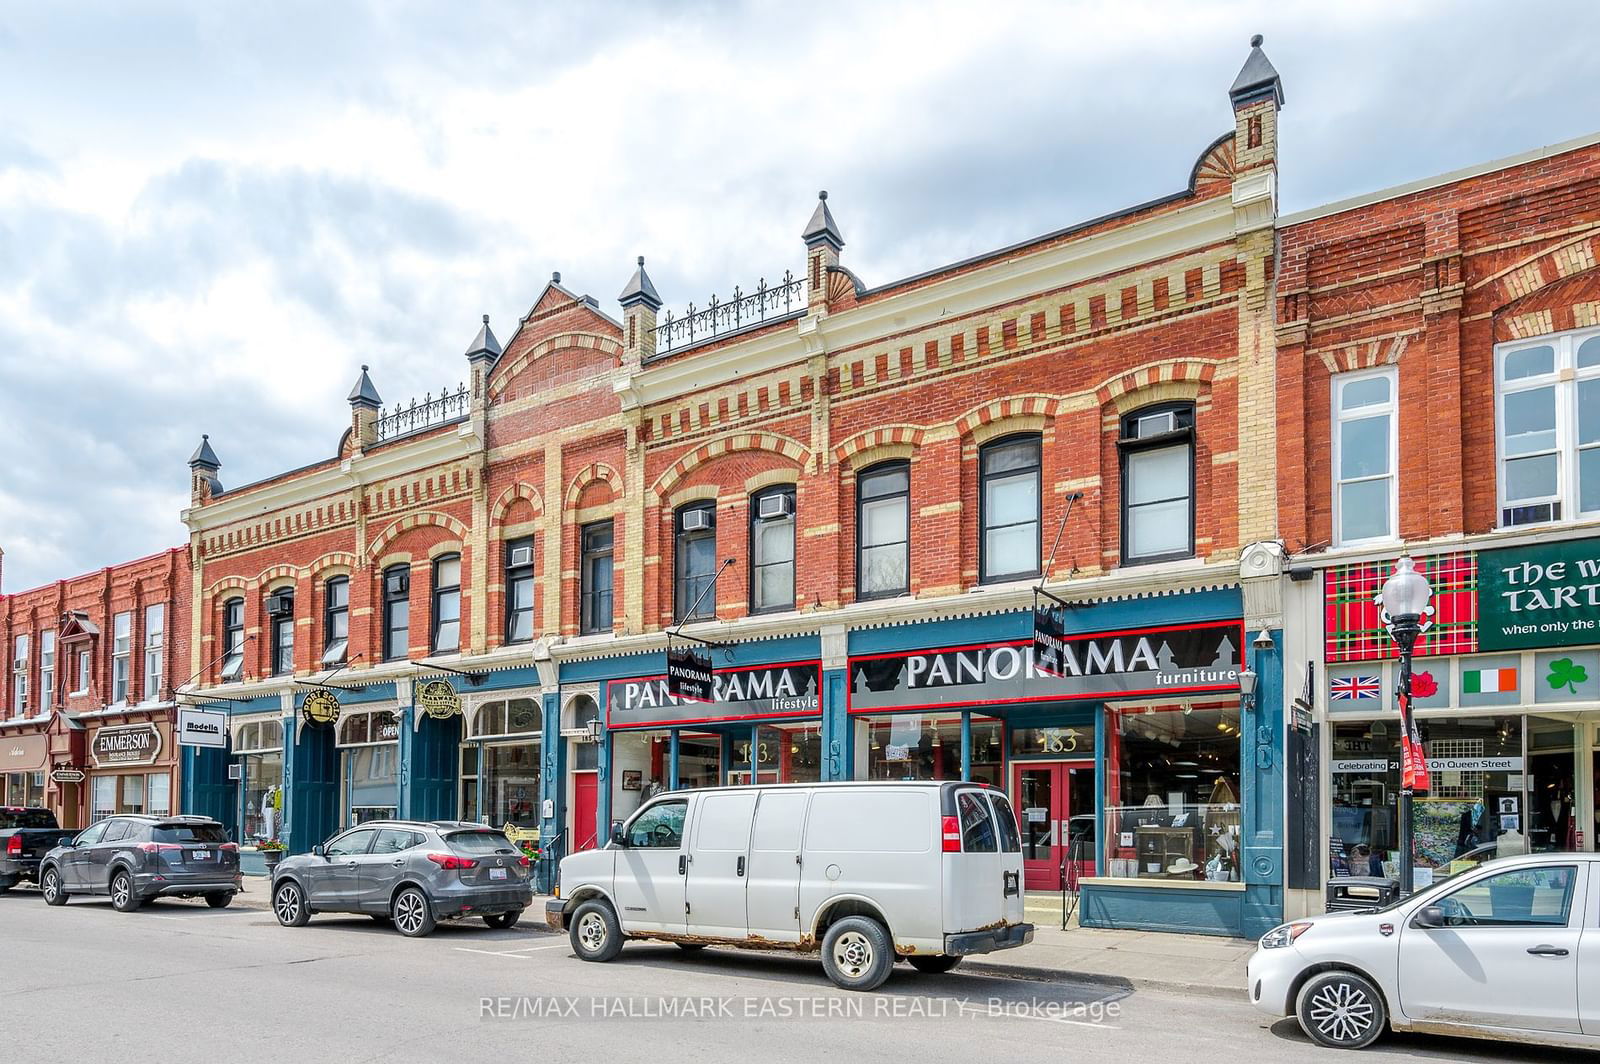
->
[0,809,58,829]
[153,824,228,845]
[446,831,517,855]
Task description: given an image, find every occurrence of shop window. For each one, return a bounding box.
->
[470,698,542,739]
[3,772,46,808]
[676,732,721,787]
[1332,369,1397,545]
[236,718,284,842]
[383,565,410,662]
[674,501,718,621]
[979,435,1041,583]
[431,554,462,654]
[1118,403,1194,564]
[267,588,294,676]
[38,632,53,712]
[220,598,245,682]
[570,696,600,772]
[322,577,349,666]
[504,537,535,644]
[860,715,1002,785]
[141,604,165,701]
[459,745,480,823]
[749,486,796,613]
[147,773,170,818]
[10,634,26,716]
[1496,328,1600,526]
[1103,701,1241,882]
[857,460,909,598]
[580,521,614,634]
[112,612,131,702]
[122,773,145,814]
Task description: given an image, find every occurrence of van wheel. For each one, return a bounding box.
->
[110,870,142,912]
[41,867,68,906]
[570,900,624,962]
[1296,970,1386,1050]
[392,887,436,937]
[908,955,962,974]
[822,916,894,991]
[272,880,310,927]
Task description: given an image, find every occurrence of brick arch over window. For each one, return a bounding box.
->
[486,332,625,400]
[491,482,545,527]
[564,462,623,512]
[1095,360,1218,413]
[205,575,253,597]
[650,431,812,499]
[954,395,1062,446]
[1474,227,1600,316]
[367,511,470,560]
[833,424,926,467]
[1488,264,1600,343]
[1314,333,1418,375]
[255,564,299,589]
[307,551,359,580]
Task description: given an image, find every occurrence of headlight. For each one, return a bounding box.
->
[1259,922,1313,949]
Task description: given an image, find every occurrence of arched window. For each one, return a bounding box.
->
[749,486,796,612]
[266,587,294,676]
[856,460,909,598]
[322,576,349,667]
[978,434,1041,583]
[382,565,410,662]
[431,554,461,654]
[220,598,246,681]
[674,501,717,621]
[1119,403,1195,564]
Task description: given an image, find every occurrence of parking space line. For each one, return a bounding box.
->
[454,942,570,957]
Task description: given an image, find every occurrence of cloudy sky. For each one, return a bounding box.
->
[1,1,1596,592]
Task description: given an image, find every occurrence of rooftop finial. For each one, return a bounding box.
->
[1250,33,1263,47]
[464,314,503,364]
[803,189,844,250]
[637,255,645,267]
[619,255,662,311]
[1230,33,1283,108]
[552,271,561,283]
[818,190,827,201]
[482,314,489,324]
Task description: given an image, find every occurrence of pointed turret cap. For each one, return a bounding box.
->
[464,314,503,364]
[802,190,844,250]
[1229,34,1283,108]
[188,434,220,471]
[618,256,662,311]
[347,364,382,409]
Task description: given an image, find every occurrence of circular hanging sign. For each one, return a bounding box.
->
[417,678,462,720]
[302,689,341,727]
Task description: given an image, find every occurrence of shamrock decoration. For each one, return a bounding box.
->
[1411,670,1438,698]
[1547,657,1589,694]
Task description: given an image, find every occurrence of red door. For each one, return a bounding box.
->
[571,772,598,852]
[1013,761,1095,891]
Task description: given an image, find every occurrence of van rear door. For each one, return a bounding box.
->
[943,787,1004,933]
[987,792,1026,927]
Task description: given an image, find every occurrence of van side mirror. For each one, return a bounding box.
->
[1413,905,1445,929]
[312,844,325,859]
[609,821,628,848]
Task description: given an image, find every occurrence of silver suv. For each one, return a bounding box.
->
[270,820,532,937]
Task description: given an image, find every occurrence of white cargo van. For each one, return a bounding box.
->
[546,780,1033,990]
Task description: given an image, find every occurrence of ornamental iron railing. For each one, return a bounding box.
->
[651,270,805,355]
[374,383,469,441]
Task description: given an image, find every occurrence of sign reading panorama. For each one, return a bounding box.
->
[847,620,1245,712]
[607,661,822,729]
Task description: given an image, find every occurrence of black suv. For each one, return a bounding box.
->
[40,815,241,911]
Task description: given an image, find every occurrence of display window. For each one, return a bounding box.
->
[235,718,284,842]
[857,714,1002,786]
[2,771,45,808]
[88,772,171,822]
[338,709,399,825]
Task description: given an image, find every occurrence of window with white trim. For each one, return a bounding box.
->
[142,604,164,701]
[11,634,28,716]
[74,649,90,695]
[1497,327,1600,527]
[1332,368,1398,545]
[220,597,245,681]
[111,612,131,702]
[38,631,54,712]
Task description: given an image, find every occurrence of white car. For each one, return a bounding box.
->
[1249,852,1600,1050]
[547,781,1033,990]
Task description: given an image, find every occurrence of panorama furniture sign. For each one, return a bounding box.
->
[607,661,822,729]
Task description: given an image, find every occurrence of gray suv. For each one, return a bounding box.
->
[40,815,241,910]
[270,820,532,937]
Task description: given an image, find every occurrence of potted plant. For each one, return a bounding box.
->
[255,838,286,871]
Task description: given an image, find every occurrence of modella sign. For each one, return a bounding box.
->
[91,723,161,767]
[1478,538,1600,651]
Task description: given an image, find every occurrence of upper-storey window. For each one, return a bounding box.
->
[220,598,245,682]
[750,486,796,613]
[675,501,717,622]
[267,588,294,676]
[111,612,131,702]
[979,435,1041,583]
[38,631,54,711]
[383,565,410,662]
[1498,328,1600,527]
[431,554,461,654]
[1332,369,1398,545]
[504,537,535,644]
[11,634,28,716]
[323,576,349,666]
[580,521,614,635]
[142,604,164,700]
[857,461,910,599]
[74,648,90,695]
[1119,403,1195,565]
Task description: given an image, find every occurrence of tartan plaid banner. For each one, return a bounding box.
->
[1325,551,1479,664]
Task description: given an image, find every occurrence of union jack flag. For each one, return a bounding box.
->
[1330,675,1381,701]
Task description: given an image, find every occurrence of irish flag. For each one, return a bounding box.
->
[1462,667,1517,694]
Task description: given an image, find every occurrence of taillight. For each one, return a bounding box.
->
[426,853,478,871]
[220,843,239,853]
[941,815,962,853]
[5,836,20,856]
[138,842,183,854]
[517,856,531,868]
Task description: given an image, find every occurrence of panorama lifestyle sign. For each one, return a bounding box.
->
[1478,538,1600,651]
[607,661,822,729]
[847,620,1245,713]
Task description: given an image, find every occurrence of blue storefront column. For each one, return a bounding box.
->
[1240,630,1286,939]
[821,667,848,780]
[395,702,415,818]
[536,690,564,892]
[960,710,972,781]
[668,731,680,789]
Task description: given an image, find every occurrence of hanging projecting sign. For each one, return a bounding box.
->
[608,661,822,729]
[1032,602,1070,677]
[665,643,714,704]
[416,679,463,720]
[177,706,228,748]
[50,764,87,784]
[1478,538,1600,651]
[848,620,1244,713]
[90,723,162,768]
[301,689,340,727]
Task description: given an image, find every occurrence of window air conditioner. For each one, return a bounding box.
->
[681,509,712,532]
[266,593,294,617]
[508,545,533,567]
[386,571,410,595]
[756,493,795,520]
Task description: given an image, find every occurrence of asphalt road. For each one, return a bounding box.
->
[1,888,1592,1064]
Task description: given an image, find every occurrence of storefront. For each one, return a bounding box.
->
[460,693,542,843]
[337,707,400,824]
[1,731,50,808]
[84,714,177,822]
[231,715,284,843]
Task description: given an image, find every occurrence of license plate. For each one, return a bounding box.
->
[191,850,210,861]
[489,867,507,880]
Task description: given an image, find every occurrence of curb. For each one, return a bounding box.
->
[959,958,1242,1001]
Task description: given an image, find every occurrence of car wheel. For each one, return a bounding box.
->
[0,877,15,893]
[676,942,708,952]
[569,900,624,962]
[1296,970,1387,1050]
[392,887,436,938]
[482,909,521,930]
[272,880,310,927]
[41,867,68,906]
[204,891,233,909]
[110,869,142,912]
[822,915,894,991]
[907,955,962,974]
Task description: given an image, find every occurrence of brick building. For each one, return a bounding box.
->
[0,548,189,828]
[1275,130,1600,912]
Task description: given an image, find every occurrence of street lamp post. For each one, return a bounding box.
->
[1379,557,1434,896]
